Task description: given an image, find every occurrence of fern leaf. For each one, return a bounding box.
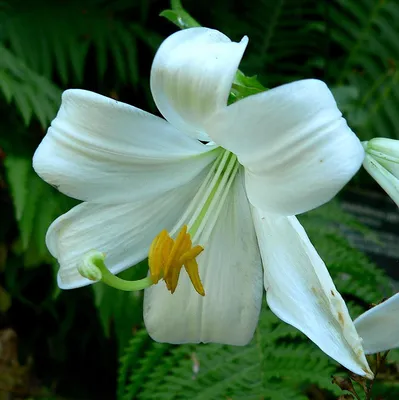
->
[0,45,61,127]
[2,1,145,87]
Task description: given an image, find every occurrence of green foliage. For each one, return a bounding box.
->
[329,0,399,140]
[117,312,338,400]
[2,0,399,398]
[3,0,141,86]
[0,0,159,126]
[197,0,326,84]
[4,155,77,268]
[116,201,399,400]
[0,2,160,396]
[161,0,201,30]
[229,70,267,104]
[0,45,61,127]
[93,261,149,354]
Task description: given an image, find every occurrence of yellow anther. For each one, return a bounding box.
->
[148,230,172,284]
[164,225,189,275]
[179,245,204,264]
[148,225,205,296]
[184,259,205,296]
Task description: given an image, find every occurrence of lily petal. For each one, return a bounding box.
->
[151,27,248,141]
[33,89,218,203]
[48,174,206,289]
[354,293,399,354]
[143,170,263,345]
[253,209,373,378]
[205,79,364,215]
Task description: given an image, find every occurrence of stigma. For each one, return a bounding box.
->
[148,225,205,296]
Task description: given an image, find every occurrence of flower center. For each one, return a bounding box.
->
[78,149,240,296]
[147,149,240,294]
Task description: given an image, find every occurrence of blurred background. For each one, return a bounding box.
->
[1,0,399,399]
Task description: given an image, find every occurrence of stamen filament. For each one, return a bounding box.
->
[193,153,239,243]
[170,150,225,236]
[187,150,231,236]
[201,158,240,241]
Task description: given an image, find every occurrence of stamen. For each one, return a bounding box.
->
[184,259,205,297]
[164,225,189,275]
[148,230,170,284]
[179,246,204,264]
[148,225,205,296]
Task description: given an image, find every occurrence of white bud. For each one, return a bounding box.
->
[363,138,399,207]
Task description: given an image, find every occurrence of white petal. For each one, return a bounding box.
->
[143,170,263,345]
[205,79,364,215]
[354,293,399,354]
[253,209,373,378]
[151,27,248,141]
[48,174,206,289]
[33,89,218,203]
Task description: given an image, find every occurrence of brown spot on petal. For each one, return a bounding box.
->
[331,290,335,297]
[338,311,345,326]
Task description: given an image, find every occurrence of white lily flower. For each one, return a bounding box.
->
[363,138,399,207]
[355,293,399,354]
[33,27,371,377]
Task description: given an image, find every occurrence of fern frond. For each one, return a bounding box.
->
[221,0,325,84]
[2,0,144,86]
[328,0,399,139]
[132,308,339,400]
[118,329,152,400]
[4,156,76,266]
[0,45,61,127]
[118,332,170,400]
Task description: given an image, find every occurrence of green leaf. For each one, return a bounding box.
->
[2,2,150,91]
[229,70,267,103]
[159,9,201,30]
[4,156,30,220]
[4,155,77,268]
[0,45,61,127]
[331,86,360,110]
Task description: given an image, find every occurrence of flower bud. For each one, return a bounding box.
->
[363,138,399,207]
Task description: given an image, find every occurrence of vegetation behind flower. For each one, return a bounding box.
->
[1,0,399,399]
